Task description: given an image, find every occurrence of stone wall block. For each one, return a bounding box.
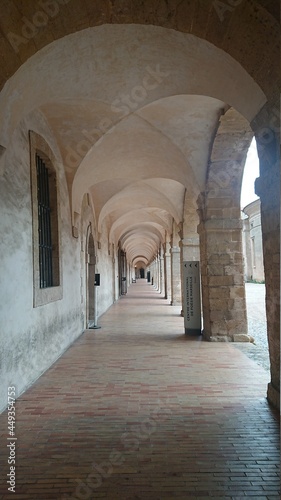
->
[224,263,244,276]
[207,197,233,209]
[209,298,235,311]
[211,319,233,335]
[233,275,245,286]
[230,287,245,299]
[209,253,231,265]
[231,230,242,242]
[210,311,232,323]
[209,287,230,299]
[209,310,225,322]
[209,275,234,287]
[207,263,224,276]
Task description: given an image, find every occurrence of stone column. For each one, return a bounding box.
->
[158,253,162,292]
[153,257,158,288]
[155,255,159,290]
[120,250,127,295]
[160,252,165,294]
[170,246,182,306]
[164,242,171,301]
[198,214,249,342]
[255,168,280,408]
[151,260,155,286]
[252,107,280,408]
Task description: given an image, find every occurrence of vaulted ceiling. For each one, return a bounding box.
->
[0,1,278,265]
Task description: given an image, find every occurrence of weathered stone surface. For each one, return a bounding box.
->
[209,336,230,342]
[233,334,252,343]
[209,276,234,287]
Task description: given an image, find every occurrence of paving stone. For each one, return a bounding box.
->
[0,281,279,499]
[233,283,270,373]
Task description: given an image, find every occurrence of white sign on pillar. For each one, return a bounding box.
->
[183,261,201,335]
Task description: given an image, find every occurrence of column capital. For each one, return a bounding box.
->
[170,246,181,254]
[180,236,200,248]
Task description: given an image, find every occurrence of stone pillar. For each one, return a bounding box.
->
[170,246,182,306]
[198,214,249,342]
[158,256,160,288]
[160,252,165,294]
[255,167,280,408]
[156,255,160,290]
[164,242,171,301]
[198,107,252,342]
[154,257,158,288]
[158,255,161,291]
[151,260,155,286]
[252,106,280,408]
[120,250,127,295]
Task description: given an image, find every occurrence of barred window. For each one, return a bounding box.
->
[30,131,62,306]
[36,154,58,288]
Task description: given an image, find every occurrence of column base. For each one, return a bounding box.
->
[185,328,202,336]
[88,321,101,330]
[267,382,280,409]
[203,332,254,342]
[233,334,254,342]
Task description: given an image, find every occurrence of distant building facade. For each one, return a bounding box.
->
[242,199,264,282]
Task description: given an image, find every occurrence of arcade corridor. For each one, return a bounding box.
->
[0,281,279,499]
[1,2,279,419]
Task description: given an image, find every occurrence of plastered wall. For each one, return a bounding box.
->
[0,119,117,412]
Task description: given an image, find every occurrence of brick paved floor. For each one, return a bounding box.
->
[0,280,279,499]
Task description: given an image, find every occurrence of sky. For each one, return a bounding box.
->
[240,138,259,209]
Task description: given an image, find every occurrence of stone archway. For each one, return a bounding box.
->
[198,108,253,342]
[0,1,277,100]
[0,4,279,410]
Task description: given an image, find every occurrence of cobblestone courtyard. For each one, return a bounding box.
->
[234,283,270,375]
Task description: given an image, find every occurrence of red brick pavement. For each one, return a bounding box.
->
[0,280,279,499]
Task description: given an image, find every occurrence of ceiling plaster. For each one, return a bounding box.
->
[0,24,266,264]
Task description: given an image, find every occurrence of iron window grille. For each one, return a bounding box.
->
[36,154,54,288]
